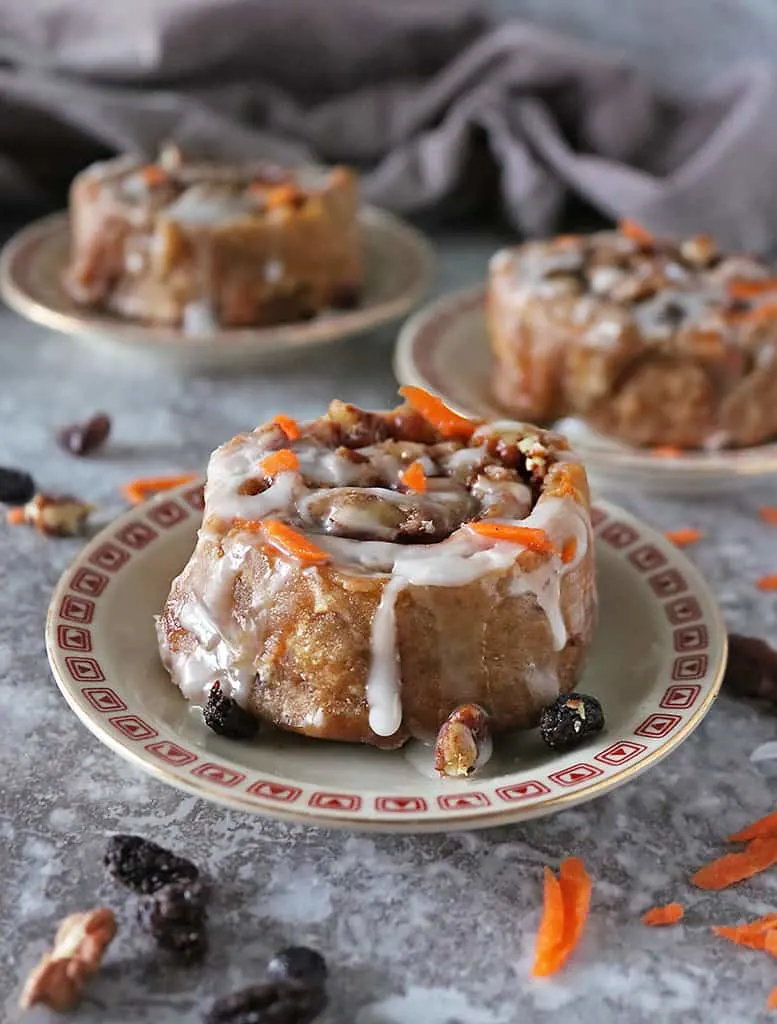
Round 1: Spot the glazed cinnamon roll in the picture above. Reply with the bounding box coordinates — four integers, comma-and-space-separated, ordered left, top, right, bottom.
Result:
157, 389, 597, 748
488, 222, 777, 449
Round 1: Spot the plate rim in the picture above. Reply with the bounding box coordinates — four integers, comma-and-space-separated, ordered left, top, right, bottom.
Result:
45, 483, 727, 833
393, 283, 777, 481
1, 207, 435, 356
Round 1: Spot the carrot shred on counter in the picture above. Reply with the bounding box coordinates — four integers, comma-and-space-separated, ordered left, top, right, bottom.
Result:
6, 506, 26, 525
757, 574, 777, 592
619, 218, 654, 244
259, 449, 299, 476
271, 414, 301, 441
651, 446, 683, 458
641, 903, 685, 927
468, 521, 557, 556
712, 915, 777, 952
532, 858, 592, 977
398, 385, 480, 441
561, 538, 577, 564
729, 810, 777, 843
758, 507, 777, 527
691, 836, 777, 890
399, 459, 427, 493
768, 987, 777, 1011
259, 519, 330, 566
665, 528, 703, 548
122, 473, 198, 505
727, 278, 777, 299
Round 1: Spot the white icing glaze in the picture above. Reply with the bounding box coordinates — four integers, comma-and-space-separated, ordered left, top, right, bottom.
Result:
164, 185, 254, 225
162, 418, 591, 739
182, 298, 219, 335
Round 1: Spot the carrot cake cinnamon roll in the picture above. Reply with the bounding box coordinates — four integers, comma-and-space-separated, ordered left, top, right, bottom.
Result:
157, 389, 597, 748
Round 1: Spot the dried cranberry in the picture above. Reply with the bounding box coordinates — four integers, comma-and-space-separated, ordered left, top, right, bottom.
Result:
57, 412, 111, 456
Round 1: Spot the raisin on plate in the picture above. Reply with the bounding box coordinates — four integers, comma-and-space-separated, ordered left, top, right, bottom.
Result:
104, 834, 199, 894
204, 978, 327, 1024
137, 878, 208, 961
539, 693, 604, 751
266, 947, 328, 989
203, 682, 260, 740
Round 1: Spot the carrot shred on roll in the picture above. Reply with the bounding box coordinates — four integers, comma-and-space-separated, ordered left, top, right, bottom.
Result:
665, 528, 703, 547
122, 473, 198, 505
260, 449, 299, 476
141, 165, 168, 186
727, 277, 777, 299
641, 903, 685, 927
561, 537, 577, 564
399, 460, 427, 493
271, 414, 301, 441
398, 385, 480, 441
532, 858, 592, 977
728, 810, 777, 843
691, 836, 777, 890
619, 218, 654, 244
468, 521, 557, 556
259, 519, 330, 566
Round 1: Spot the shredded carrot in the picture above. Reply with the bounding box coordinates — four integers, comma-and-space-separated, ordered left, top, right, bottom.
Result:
727, 300, 777, 325
399, 460, 427, 493
6, 507, 25, 525
552, 465, 580, 500
641, 903, 685, 927
398, 385, 480, 441
727, 278, 777, 299
260, 519, 330, 566
532, 859, 592, 976
561, 538, 577, 564
713, 925, 772, 952
768, 987, 777, 1011
651, 446, 683, 458
532, 867, 566, 977
729, 810, 777, 843
691, 836, 777, 890
141, 165, 168, 187
757, 574, 777, 592
271, 414, 301, 441
468, 521, 557, 556
619, 218, 654, 245
766, 931, 777, 957
758, 507, 777, 527
265, 184, 303, 208
665, 528, 703, 548
122, 473, 199, 505
260, 449, 299, 476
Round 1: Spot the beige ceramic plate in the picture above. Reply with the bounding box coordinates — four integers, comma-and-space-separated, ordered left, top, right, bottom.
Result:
393, 285, 777, 495
45, 482, 725, 832
1, 209, 434, 371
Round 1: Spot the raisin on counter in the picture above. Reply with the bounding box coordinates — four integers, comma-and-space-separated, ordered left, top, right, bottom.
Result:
104, 834, 199, 894
203, 682, 260, 740
137, 878, 208, 961
204, 978, 327, 1024
539, 693, 604, 751
266, 947, 328, 989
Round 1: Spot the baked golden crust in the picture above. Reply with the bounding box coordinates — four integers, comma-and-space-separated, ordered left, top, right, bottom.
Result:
65, 150, 363, 330
157, 399, 597, 748
488, 229, 777, 449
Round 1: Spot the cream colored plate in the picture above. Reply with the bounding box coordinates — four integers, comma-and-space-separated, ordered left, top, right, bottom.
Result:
0, 209, 434, 371
394, 285, 777, 495
46, 482, 725, 833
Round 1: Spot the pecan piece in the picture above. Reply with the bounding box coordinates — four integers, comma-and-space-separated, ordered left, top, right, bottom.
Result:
20, 907, 117, 1012
724, 634, 777, 708
57, 412, 111, 457
12, 493, 95, 536
434, 704, 492, 777
680, 234, 718, 268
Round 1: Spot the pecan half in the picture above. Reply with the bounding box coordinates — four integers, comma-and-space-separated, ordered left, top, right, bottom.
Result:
20, 907, 117, 1012
724, 634, 777, 708
434, 704, 492, 777
14, 493, 95, 536
56, 413, 111, 457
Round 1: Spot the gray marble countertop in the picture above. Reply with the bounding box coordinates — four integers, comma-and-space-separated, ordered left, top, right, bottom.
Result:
2, 227, 776, 1024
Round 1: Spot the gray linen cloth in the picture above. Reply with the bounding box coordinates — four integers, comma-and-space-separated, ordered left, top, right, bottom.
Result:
3, 0, 777, 250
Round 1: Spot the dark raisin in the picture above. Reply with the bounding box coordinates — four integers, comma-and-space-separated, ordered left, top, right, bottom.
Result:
329, 284, 360, 310
539, 693, 605, 751
724, 634, 777, 708
137, 878, 208, 961
57, 413, 112, 456
203, 682, 260, 740
104, 834, 199, 894
0, 467, 35, 506
204, 979, 326, 1024
656, 300, 686, 327
266, 947, 327, 988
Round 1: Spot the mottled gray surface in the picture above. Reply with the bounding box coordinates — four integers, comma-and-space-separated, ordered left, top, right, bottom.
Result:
1, 228, 776, 1024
